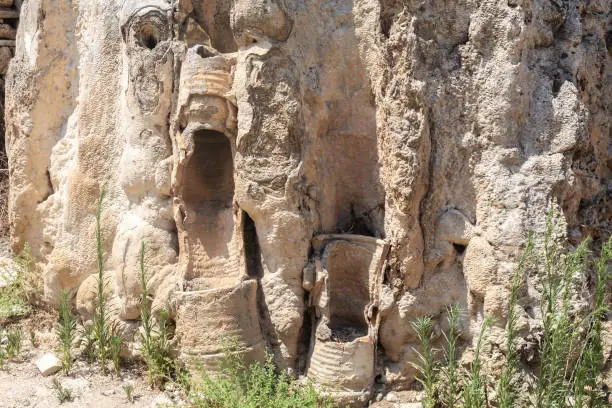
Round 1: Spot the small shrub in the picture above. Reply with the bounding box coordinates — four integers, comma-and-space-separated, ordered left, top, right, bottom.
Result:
29, 330, 39, 348
78, 323, 96, 363
572, 236, 611, 407
0, 243, 41, 321
0, 347, 6, 369
110, 336, 122, 376
6, 327, 22, 358
139, 243, 177, 388
440, 303, 461, 408
462, 316, 493, 408
92, 189, 115, 370
410, 316, 437, 408
190, 341, 332, 408
52, 378, 74, 404
123, 383, 134, 403
57, 289, 77, 374
496, 234, 534, 408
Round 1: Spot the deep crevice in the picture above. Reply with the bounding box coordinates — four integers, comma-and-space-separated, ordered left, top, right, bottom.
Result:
243, 211, 262, 279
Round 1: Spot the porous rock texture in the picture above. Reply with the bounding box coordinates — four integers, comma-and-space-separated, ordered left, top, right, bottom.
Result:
4, 0, 611, 403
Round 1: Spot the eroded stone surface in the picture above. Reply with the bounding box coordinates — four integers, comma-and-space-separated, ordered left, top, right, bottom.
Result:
4, 0, 610, 403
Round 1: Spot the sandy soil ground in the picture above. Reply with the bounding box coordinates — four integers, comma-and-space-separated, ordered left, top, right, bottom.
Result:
0, 312, 171, 408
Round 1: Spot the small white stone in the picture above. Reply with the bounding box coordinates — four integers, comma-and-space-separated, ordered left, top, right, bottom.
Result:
399, 404, 422, 408
34, 353, 62, 376
103, 389, 115, 396
386, 392, 399, 402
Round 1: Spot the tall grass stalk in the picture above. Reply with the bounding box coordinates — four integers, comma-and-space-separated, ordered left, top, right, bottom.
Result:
92, 189, 113, 370
496, 234, 534, 408
462, 316, 493, 408
410, 316, 437, 408
571, 237, 611, 408
57, 289, 76, 374
138, 242, 176, 388
441, 303, 460, 408
190, 341, 332, 408
536, 216, 590, 408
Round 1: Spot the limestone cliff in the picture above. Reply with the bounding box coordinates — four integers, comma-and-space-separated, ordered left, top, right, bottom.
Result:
4, 0, 610, 403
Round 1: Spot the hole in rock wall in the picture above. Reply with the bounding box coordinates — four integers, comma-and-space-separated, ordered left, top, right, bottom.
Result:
325, 243, 373, 341
242, 211, 262, 279
182, 129, 236, 286
453, 243, 466, 255
137, 24, 160, 50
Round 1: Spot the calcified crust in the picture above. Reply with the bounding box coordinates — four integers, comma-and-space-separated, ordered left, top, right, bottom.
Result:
4, 0, 610, 402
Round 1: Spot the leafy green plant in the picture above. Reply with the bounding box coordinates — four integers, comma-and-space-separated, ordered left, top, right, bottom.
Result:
78, 323, 97, 363
440, 303, 461, 408
496, 234, 534, 408
462, 317, 493, 408
110, 336, 122, 376
52, 378, 74, 404
123, 382, 134, 403
92, 189, 114, 370
190, 341, 332, 408
535, 216, 591, 408
29, 330, 39, 348
138, 242, 178, 388
410, 316, 437, 408
0, 243, 41, 321
572, 237, 611, 407
0, 347, 5, 369
6, 327, 22, 358
57, 289, 77, 374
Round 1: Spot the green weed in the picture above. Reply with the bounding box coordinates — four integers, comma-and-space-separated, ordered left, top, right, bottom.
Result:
52, 378, 74, 404
92, 189, 115, 371
190, 341, 332, 408
138, 242, 177, 388
410, 316, 437, 408
6, 327, 22, 358
57, 289, 77, 374
110, 336, 122, 376
123, 382, 134, 403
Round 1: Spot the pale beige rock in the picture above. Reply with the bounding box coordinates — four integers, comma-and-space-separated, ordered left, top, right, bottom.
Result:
4, 0, 610, 402
463, 236, 497, 299
34, 353, 62, 376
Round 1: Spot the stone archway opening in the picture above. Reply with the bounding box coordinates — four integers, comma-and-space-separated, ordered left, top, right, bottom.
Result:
182, 129, 237, 288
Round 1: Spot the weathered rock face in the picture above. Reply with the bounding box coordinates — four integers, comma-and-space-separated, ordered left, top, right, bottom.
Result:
4, 0, 610, 401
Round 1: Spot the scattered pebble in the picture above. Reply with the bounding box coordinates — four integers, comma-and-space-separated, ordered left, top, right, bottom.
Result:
34, 353, 61, 376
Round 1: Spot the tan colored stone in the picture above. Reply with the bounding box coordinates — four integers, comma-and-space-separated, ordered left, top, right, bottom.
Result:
4, 0, 610, 400
463, 236, 497, 299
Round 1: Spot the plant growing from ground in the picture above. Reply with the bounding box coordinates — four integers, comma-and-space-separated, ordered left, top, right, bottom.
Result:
571, 236, 611, 407
110, 336, 122, 376
190, 340, 332, 408
410, 316, 437, 408
79, 323, 96, 362
6, 327, 22, 358
535, 215, 591, 408
439, 303, 461, 408
0, 347, 5, 369
496, 234, 534, 408
29, 330, 39, 348
0, 243, 41, 321
52, 378, 74, 404
92, 189, 114, 370
439, 303, 459, 408
57, 289, 77, 374
138, 242, 177, 388
123, 383, 134, 403
462, 316, 493, 408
